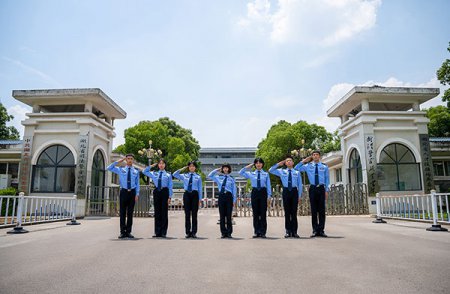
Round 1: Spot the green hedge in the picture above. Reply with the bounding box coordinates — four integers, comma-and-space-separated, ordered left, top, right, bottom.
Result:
1, 187, 18, 216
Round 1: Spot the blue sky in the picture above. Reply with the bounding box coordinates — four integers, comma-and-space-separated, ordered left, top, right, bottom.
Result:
1, 0, 449, 148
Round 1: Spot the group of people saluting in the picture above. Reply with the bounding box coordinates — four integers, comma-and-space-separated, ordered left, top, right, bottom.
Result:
107, 150, 329, 240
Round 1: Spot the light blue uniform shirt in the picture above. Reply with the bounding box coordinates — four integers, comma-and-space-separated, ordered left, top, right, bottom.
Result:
295, 161, 330, 192
207, 170, 237, 203
239, 167, 272, 198
269, 164, 303, 199
107, 162, 140, 196
142, 167, 174, 197
173, 169, 203, 200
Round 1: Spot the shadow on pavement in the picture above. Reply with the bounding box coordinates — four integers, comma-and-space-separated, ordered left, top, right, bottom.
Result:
109, 238, 143, 241
180, 237, 208, 240
149, 236, 178, 240
215, 237, 245, 240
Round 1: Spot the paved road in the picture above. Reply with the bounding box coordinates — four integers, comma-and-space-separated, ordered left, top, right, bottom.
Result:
1, 212, 449, 294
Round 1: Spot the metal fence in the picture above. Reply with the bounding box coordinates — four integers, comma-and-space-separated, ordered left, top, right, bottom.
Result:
86, 185, 155, 217
235, 183, 369, 217
1, 193, 79, 232
87, 183, 369, 217
373, 190, 449, 231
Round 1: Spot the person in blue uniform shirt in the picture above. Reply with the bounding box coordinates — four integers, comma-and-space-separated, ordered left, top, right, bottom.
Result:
173, 161, 203, 238
107, 154, 140, 239
143, 159, 173, 238
269, 156, 303, 238
295, 150, 329, 237
239, 157, 272, 238
208, 164, 237, 238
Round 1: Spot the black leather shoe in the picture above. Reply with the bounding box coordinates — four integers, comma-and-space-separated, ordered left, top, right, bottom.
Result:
227, 234, 232, 238
292, 234, 300, 238
221, 234, 227, 239
310, 232, 318, 238
118, 233, 127, 239
284, 234, 290, 238
252, 235, 259, 238
185, 234, 191, 238
260, 235, 267, 238
320, 232, 328, 238
127, 233, 135, 239
161, 235, 167, 238
191, 234, 197, 239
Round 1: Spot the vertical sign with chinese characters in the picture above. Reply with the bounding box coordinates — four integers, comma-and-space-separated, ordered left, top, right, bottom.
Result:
364, 134, 378, 195
419, 134, 434, 193
76, 135, 89, 198
18, 136, 33, 193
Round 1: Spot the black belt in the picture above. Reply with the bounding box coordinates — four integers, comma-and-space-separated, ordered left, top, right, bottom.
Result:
252, 187, 266, 191
121, 188, 135, 192
310, 184, 324, 188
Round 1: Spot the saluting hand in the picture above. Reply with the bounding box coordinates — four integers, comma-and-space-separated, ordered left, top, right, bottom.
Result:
245, 163, 253, 169
277, 160, 286, 166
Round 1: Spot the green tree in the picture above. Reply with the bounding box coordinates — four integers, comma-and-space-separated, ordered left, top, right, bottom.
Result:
0, 103, 20, 140
256, 120, 340, 183
437, 42, 450, 108
114, 117, 200, 172
425, 105, 450, 137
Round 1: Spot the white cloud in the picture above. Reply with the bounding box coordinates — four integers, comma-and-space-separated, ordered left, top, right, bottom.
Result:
7, 104, 30, 138
323, 77, 447, 113
238, 0, 381, 46
323, 82, 355, 111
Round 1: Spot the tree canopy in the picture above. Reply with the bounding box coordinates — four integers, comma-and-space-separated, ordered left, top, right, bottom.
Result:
425, 105, 450, 137
436, 42, 450, 108
256, 120, 340, 172
0, 103, 20, 140
114, 117, 200, 171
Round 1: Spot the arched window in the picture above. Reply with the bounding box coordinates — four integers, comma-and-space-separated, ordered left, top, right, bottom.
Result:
348, 149, 363, 184
378, 143, 421, 191
32, 145, 75, 193
91, 150, 105, 187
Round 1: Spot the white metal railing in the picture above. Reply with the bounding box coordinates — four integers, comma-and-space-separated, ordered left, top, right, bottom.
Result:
373, 190, 449, 231
1, 193, 80, 233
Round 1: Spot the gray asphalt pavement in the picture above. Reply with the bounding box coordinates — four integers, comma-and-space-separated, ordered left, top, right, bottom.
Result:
1, 211, 449, 294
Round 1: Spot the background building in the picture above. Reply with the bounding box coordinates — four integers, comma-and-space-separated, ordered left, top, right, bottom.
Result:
1, 86, 449, 216
199, 147, 256, 199
10, 88, 126, 214
325, 85, 450, 212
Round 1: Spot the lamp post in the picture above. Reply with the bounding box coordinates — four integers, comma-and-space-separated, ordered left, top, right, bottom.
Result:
291, 139, 313, 186
138, 140, 161, 218
138, 140, 162, 184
